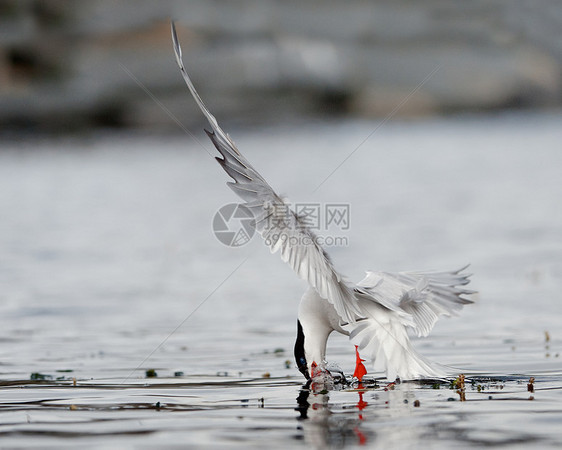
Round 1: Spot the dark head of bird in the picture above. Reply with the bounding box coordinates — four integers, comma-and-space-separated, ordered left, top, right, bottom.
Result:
294, 320, 310, 380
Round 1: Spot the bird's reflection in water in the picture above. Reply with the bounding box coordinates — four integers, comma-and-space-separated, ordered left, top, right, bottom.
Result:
295, 380, 371, 447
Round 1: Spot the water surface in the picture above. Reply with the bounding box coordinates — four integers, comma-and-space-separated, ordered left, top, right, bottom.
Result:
1, 113, 561, 447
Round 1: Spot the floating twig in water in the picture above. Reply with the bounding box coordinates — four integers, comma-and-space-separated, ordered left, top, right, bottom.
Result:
452, 374, 466, 402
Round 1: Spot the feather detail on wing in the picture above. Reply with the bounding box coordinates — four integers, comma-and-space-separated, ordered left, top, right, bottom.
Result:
171, 22, 362, 324
343, 299, 446, 380
356, 265, 475, 337
344, 266, 473, 379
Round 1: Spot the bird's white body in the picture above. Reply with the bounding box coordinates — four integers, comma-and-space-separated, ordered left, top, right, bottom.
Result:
298, 287, 348, 367
296, 267, 472, 380
171, 22, 475, 381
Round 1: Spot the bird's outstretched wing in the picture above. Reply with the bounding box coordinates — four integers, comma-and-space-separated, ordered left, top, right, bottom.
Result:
344, 266, 473, 379
343, 300, 445, 380
171, 22, 362, 324
356, 266, 475, 337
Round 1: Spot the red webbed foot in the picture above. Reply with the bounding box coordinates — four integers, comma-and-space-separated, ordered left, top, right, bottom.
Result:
353, 345, 367, 381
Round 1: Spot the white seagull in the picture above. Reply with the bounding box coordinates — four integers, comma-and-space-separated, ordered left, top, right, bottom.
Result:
171, 23, 475, 382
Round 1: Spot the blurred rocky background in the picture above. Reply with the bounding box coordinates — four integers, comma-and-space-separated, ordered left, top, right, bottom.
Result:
1, 0, 561, 132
